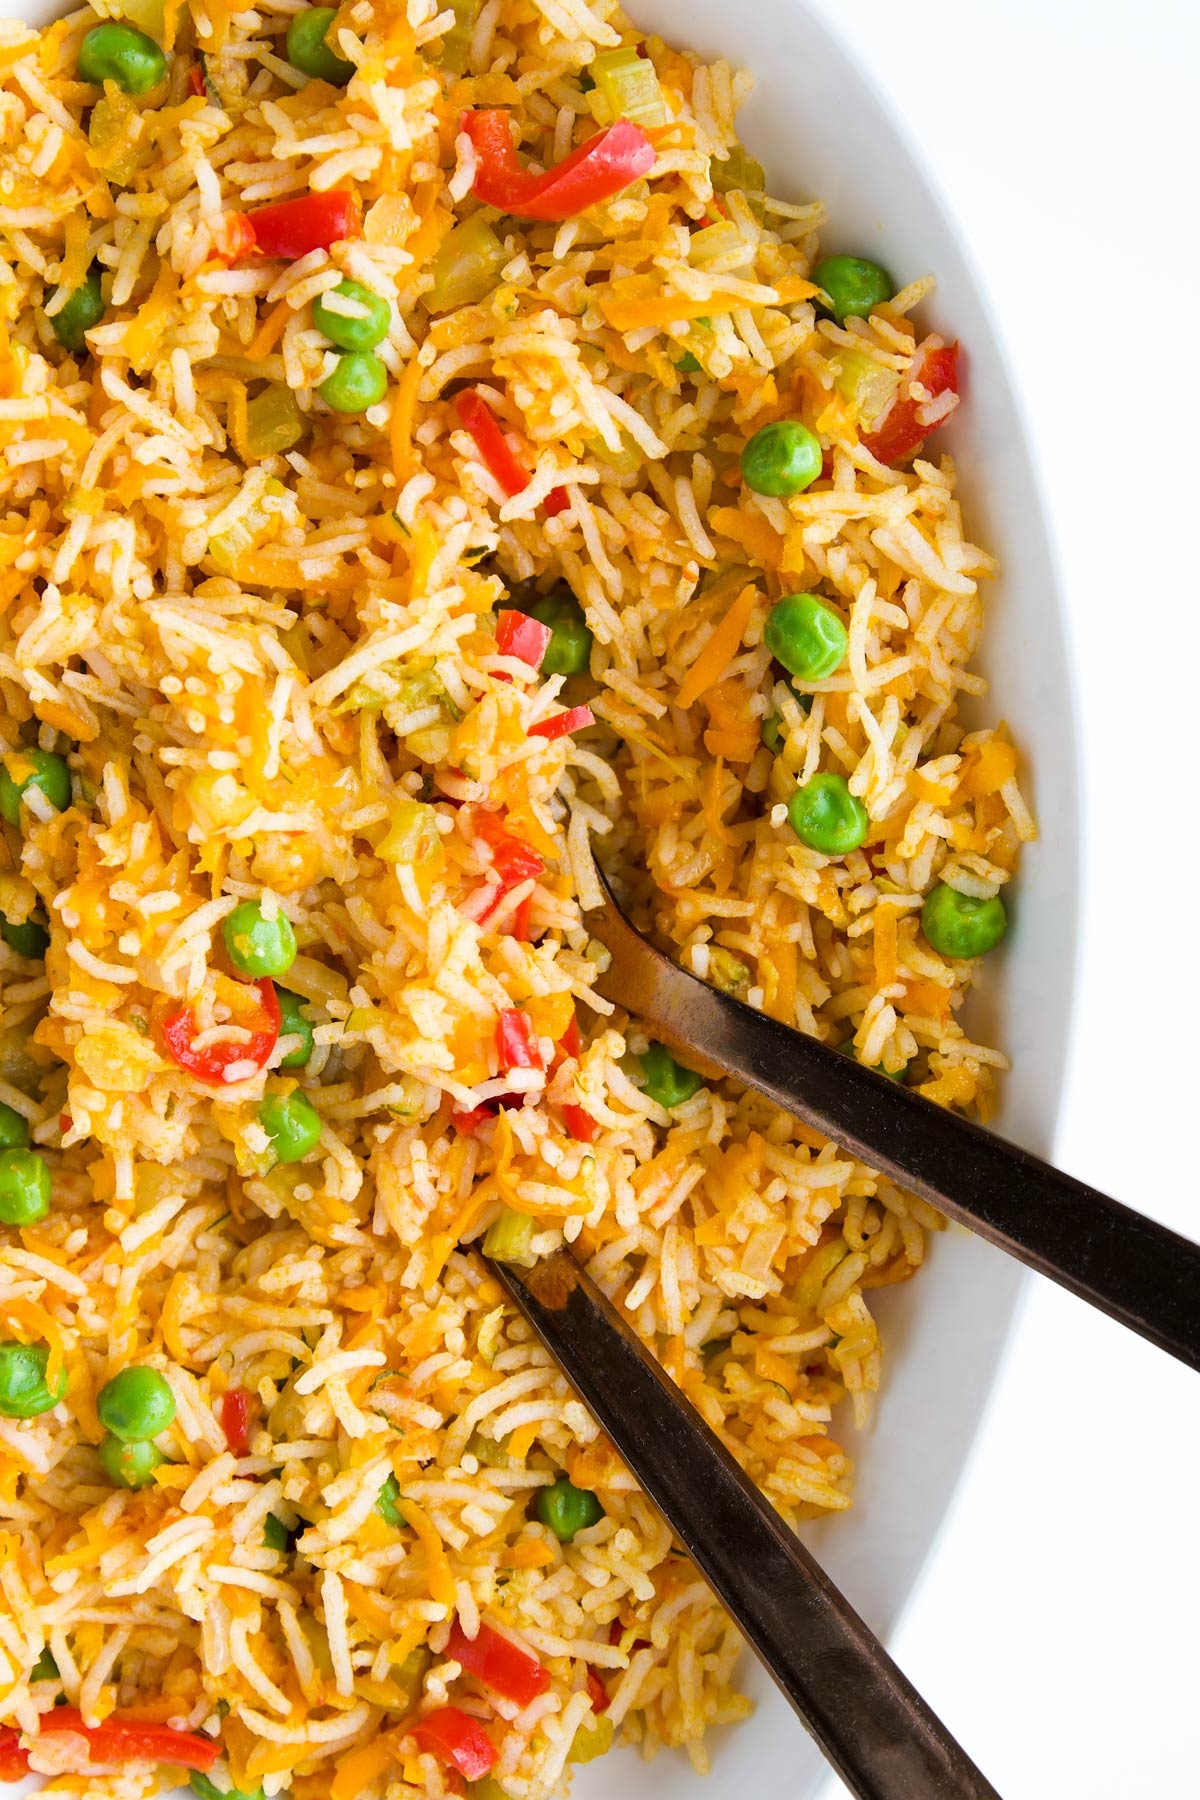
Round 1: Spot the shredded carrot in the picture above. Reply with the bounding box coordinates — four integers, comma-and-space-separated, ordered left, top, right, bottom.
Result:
500, 1538, 557, 1569
247, 297, 293, 362
159, 1270, 192, 1365
962, 738, 1017, 798
399, 1496, 455, 1606
708, 504, 784, 569
703, 725, 759, 763
754, 1343, 800, 1397
677, 584, 758, 709
906, 768, 956, 807
899, 977, 952, 1024
599, 276, 755, 333
389, 354, 423, 487
506, 1420, 539, 1462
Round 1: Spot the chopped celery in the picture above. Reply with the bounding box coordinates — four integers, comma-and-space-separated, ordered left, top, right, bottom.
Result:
207, 478, 286, 574
376, 799, 444, 871
708, 948, 749, 994
464, 1428, 511, 1467
711, 145, 765, 197
87, 88, 151, 186
244, 383, 304, 459
482, 1205, 535, 1264
568, 1716, 615, 1764
833, 347, 901, 432
439, 0, 479, 73
589, 45, 668, 129
424, 214, 507, 313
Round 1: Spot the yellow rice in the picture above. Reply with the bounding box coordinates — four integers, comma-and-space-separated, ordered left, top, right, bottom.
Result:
0, 0, 1034, 1793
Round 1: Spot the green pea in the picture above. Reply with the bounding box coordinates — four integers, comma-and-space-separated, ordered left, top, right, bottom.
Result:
786, 772, 868, 856
191, 1774, 267, 1800
0, 1101, 30, 1150
31, 1646, 59, 1681
313, 279, 390, 352
0, 748, 71, 827
258, 1090, 322, 1163
0, 914, 50, 959
375, 1472, 405, 1527
740, 420, 823, 498
535, 1475, 604, 1543
97, 1366, 176, 1440
763, 594, 847, 682
525, 590, 593, 676
276, 990, 314, 1069
78, 20, 168, 94
0, 1341, 66, 1418
100, 1432, 165, 1489
222, 899, 296, 978
49, 268, 105, 353
921, 883, 1008, 960
0, 1148, 52, 1226
640, 1043, 702, 1110
838, 1040, 907, 1083
318, 351, 389, 414
812, 254, 895, 324
285, 6, 355, 83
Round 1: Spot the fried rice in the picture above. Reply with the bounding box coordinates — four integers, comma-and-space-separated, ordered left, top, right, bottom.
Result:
0, 0, 1035, 1793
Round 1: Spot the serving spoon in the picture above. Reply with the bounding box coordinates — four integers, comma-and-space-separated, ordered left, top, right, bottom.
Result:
587, 869, 1200, 1371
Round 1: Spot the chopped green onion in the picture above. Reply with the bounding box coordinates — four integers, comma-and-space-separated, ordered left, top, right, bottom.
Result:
588, 45, 668, 128
482, 1205, 534, 1264
425, 214, 508, 313
711, 145, 765, 197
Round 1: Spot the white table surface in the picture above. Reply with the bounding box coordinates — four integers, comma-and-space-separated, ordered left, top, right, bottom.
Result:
800, 0, 1200, 1794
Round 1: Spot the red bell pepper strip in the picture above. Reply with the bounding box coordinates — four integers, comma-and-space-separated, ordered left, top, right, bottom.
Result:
496, 609, 552, 671
219, 1387, 252, 1457
187, 65, 205, 97
446, 1617, 551, 1709
451, 1103, 496, 1136
508, 892, 534, 942
497, 1008, 542, 1072
454, 389, 530, 499
529, 704, 593, 741
27, 1710, 219, 1773
861, 341, 960, 466
0, 1728, 28, 1780
411, 1707, 496, 1781
462, 111, 656, 222
558, 1016, 581, 1061
585, 1667, 610, 1715
543, 486, 570, 517
471, 812, 545, 925
162, 978, 280, 1085
561, 1103, 596, 1143
220, 191, 362, 265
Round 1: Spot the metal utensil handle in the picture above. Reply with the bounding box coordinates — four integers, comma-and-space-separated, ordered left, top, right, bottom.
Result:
593, 897, 1200, 1371
490, 1251, 1000, 1800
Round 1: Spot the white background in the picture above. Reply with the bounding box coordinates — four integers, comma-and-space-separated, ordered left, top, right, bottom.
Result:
802, 1, 1200, 1795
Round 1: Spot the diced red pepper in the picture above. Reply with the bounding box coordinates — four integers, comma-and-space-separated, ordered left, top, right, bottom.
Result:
496, 1008, 542, 1072
543, 486, 570, 517
188, 65, 205, 97
561, 1103, 596, 1143
529, 704, 593, 741
0, 1728, 29, 1781
861, 341, 960, 466
585, 1668, 610, 1715
472, 811, 545, 920
508, 892, 534, 942
213, 211, 258, 263
455, 389, 530, 499
221, 191, 362, 265
462, 111, 656, 222
452, 1104, 496, 1136
161, 978, 280, 1086
29, 1710, 218, 1773
411, 1707, 496, 1781
220, 1387, 252, 1457
558, 1016, 581, 1061
446, 1618, 551, 1710
496, 609, 552, 671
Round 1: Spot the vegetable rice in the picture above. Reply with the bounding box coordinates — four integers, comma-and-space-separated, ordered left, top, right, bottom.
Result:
0, 0, 1035, 1793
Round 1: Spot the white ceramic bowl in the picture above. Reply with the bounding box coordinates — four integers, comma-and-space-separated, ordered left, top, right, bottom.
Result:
5, 0, 1079, 1794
